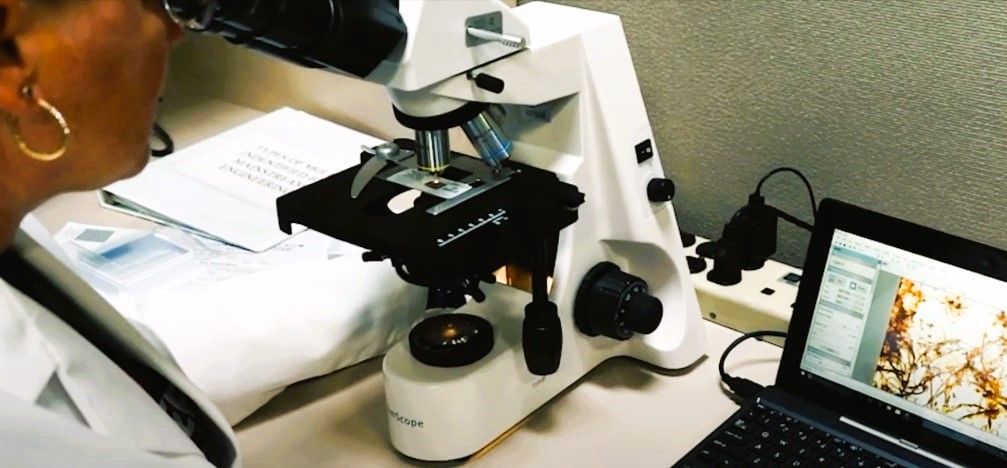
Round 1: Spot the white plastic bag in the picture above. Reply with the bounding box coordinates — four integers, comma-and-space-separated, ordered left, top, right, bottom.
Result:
136, 256, 426, 424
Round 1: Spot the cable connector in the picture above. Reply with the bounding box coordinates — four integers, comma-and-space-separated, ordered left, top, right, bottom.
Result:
700, 167, 817, 278
723, 376, 765, 400
730, 193, 779, 270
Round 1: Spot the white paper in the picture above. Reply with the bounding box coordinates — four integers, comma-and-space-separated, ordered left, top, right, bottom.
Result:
172, 133, 338, 209
103, 108, 382, 252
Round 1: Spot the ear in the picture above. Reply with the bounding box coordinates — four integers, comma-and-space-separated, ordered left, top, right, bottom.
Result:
0, 0, 32, 116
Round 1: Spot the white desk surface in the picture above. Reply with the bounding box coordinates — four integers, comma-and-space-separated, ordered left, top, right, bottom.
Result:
32, 101, 784, 468
231, 321, 780, 468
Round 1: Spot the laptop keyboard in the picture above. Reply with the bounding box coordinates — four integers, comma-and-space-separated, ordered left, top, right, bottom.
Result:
677, 402, 906, 468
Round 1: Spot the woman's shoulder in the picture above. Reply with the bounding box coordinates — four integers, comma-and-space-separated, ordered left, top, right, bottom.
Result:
0, 276, 47, 323
0, 275, 62, 407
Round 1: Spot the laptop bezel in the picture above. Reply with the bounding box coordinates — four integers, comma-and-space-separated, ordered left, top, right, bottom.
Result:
776, 198, 1007, 466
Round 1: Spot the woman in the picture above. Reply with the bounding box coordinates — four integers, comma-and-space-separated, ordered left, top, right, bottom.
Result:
0, 1, 237, 467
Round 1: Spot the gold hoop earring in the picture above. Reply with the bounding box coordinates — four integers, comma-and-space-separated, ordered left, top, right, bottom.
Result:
7, 85, 71, 162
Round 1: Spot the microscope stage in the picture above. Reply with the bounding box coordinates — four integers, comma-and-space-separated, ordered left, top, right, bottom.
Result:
277, 140, 584, 288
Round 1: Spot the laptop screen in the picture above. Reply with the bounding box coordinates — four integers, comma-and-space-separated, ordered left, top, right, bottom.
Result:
799, 229, 1007, 452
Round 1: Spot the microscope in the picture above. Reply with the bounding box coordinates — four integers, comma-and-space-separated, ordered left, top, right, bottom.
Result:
166, 0, 706, 461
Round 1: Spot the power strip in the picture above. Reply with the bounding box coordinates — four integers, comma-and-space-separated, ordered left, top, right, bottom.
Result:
683, 235, 802, 345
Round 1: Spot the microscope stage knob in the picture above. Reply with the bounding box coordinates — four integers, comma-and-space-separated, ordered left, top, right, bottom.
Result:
523, 301, 562, 376
574, 262, 664, 341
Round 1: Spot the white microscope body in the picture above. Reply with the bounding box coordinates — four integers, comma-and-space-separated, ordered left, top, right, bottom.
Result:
369, 1, 707, 461
168, 0, 705, 461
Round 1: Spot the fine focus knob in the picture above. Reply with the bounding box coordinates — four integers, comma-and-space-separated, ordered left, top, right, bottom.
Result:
624, 293, 662, 334
647, 178, 676, 202
409, 313, 494, 367
574, 262, 664, 340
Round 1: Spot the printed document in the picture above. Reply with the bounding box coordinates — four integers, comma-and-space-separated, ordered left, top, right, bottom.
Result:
102, 107, 381, 252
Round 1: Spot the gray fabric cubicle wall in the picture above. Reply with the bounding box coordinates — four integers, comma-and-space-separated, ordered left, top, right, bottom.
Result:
529, 0, 1006, 266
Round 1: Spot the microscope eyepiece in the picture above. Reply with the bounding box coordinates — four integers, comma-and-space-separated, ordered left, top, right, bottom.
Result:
163, 0, 406, 77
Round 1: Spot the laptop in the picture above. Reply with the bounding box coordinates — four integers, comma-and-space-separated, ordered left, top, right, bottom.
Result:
676, 198, 1007, 467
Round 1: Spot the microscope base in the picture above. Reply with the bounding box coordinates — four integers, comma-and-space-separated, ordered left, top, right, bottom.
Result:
384, 282, 704, 461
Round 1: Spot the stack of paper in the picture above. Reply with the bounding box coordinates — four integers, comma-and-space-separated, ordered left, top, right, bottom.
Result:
102, 107, 382, 252
86, 108, 433, 424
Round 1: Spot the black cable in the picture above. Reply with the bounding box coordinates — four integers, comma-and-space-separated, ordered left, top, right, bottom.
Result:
769, 205, 813, 232
151, 122, 174, 157
755, 167, 817, 222
719, 330, 787, 400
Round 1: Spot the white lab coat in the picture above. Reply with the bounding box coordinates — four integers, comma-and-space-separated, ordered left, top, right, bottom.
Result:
0, 224, 240, 467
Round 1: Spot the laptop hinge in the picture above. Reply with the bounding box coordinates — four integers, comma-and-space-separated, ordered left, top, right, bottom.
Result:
840, 416, 961, 468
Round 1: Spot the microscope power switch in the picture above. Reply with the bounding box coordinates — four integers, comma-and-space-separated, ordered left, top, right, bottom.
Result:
635, 139, 655, 163
574, 262, 664, 340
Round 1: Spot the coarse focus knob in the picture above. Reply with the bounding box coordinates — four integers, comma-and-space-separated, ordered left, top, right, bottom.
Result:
574, 262, 664, 340
647, 178, 676, 202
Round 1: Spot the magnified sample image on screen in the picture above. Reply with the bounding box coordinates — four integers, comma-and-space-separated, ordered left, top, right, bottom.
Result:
873, 278, 1007, 437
